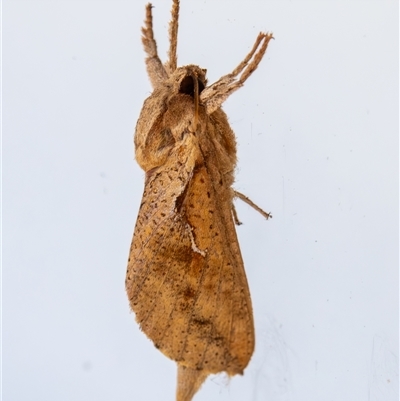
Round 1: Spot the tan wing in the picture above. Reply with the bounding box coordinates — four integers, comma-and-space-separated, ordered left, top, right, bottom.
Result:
126, 132, 254, 376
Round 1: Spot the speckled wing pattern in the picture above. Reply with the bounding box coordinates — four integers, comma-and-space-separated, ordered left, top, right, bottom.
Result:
126, 109, 254, 376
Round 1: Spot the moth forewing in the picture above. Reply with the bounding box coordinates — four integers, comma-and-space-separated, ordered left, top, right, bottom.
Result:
126, 1, 273, 400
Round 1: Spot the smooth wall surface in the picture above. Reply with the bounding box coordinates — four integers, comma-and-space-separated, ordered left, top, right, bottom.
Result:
3, 1, 399, 400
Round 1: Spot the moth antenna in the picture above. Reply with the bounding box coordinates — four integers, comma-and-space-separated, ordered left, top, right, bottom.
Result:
166, 0, 180, 74
234, 190, 272, 220
142, 3, 168, 88
176, 365, 208, 401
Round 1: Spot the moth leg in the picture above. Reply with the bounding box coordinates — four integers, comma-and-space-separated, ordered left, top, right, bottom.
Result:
232, 203, 242, 226
234, 190, 272, 220
230, 32, 269, 78
142, 3, 168, 88
200, 32, 274, 114
165, 0, 179, 75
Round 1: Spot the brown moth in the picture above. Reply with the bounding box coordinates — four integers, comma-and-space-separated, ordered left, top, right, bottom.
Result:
126, 1, 273, 400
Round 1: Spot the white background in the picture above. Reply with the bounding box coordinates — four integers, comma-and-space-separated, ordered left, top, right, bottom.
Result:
3, 1, 398, 400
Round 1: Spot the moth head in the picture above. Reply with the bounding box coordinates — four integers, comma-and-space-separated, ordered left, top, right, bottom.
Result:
174, 66, 207, 97
168, 65, 207, 126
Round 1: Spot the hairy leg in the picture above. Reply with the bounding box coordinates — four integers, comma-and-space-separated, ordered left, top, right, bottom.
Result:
142, 3, 168, 88
201, 33, 274, 113
234, 190, 272, 220
165, 0, 180, 74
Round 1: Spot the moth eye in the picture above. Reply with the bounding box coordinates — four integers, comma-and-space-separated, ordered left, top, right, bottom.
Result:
179, 76, 205, 97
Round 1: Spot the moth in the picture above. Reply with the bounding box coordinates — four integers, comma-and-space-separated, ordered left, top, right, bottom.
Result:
126, 1, 273, 400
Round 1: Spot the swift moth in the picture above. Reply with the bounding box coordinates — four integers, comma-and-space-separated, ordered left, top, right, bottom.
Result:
126, 1, 273, 400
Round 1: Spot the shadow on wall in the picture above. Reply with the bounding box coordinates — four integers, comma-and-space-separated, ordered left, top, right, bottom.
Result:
368, 334, 399, 401
250, 315, 292, 401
